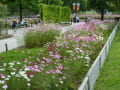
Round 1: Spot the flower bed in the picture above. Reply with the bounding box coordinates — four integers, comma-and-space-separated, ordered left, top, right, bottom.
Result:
0, 20, 115, 90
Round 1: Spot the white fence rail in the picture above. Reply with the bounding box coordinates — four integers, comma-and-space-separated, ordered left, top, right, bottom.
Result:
78, 21, 120, 90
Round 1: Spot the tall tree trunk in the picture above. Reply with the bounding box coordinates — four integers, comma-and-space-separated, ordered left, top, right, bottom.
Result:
19, 0, 22, 22
101, 9, 104, 21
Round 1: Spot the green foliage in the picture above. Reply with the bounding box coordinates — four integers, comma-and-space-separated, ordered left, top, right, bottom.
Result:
60, 7, 71, 22
42, 4, 60, 23
38, 0, 64, 6
63, 0, 88, 11
24, 29, 60, 48
0, 5, 8, 18
39, 4, 71, 23
88, 0, 107, 11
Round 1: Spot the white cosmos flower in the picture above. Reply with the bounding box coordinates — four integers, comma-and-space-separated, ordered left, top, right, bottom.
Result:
3, 63, 7, 66
80, 50, 84, 53
0, 80, 5, 84
5, 78, 9, 81
12, 68, 16, 71
27, 83, 31, 86
19, 71, 30, 81
17, 62, 21, 64
36, 58, 40, 61
7, 75, 11, 78
77, 56, 83, 59
24, 68, 30, 71
0, 69, 5, 71
9, 63, 14, 66
55, 84, 58, 87
66, 50, 73, 53
84, 56, 90, 61
60, 81, 63, 84
11, 72, 15, 75
19, 71, 26, 76
96, 36, 104, 41
15, 74, 21, 77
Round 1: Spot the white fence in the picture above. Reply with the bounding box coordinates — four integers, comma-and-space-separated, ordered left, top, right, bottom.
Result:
78, 21, 120, 90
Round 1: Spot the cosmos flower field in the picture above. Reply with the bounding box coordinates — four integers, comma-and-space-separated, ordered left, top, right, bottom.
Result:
0, 20, 115, 90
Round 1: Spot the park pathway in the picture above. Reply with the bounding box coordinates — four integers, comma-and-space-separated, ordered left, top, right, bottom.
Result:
0, 28, 25, 53
94, 26, 120, 90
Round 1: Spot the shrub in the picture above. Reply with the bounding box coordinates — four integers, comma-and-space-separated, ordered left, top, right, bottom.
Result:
24, 26, 60, 48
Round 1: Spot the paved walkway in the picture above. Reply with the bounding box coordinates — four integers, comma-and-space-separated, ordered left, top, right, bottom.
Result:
0, 28, 25, 53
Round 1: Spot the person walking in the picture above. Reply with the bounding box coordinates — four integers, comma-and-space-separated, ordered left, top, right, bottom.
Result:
30, 19, 33, 27
12, 19, 17, 33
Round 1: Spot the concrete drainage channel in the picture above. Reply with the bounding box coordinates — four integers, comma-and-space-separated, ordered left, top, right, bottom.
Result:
78, 21, 120, 90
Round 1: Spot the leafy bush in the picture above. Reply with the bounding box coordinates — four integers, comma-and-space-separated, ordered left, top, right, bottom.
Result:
39, 4, 71, 23
24, 25, 60, 48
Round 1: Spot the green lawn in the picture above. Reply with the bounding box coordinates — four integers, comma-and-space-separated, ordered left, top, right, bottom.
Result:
94, 26, 120, 90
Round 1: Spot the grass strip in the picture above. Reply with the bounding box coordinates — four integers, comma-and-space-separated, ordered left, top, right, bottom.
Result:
94, 26, 120, 90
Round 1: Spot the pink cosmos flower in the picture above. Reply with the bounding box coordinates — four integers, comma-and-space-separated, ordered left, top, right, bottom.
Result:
52, 76, 55, 79
54, 54, 61, 59
24, 59, 27, 63
50, 70, 56, 74
58, 65, 63, 70
2, 84, 8, 89
56, 70, 61, 74
30, 75, 34, 78
34, 65, 39, 69
0, 74, 5, 78
22, 51, 24, 53
43, 57, 51, 63
46, 71, 50, 74
41, 61, 45, 64
82, 43, 88, 47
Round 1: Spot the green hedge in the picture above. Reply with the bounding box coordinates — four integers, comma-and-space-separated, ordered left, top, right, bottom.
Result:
60, 7, 71, 22
39, 4, 71, 23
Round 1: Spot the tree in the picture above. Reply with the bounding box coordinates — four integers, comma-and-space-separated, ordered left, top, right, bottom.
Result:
1, 0, 23, 21
89, 0, 108, 21
1, 0, 64, 21
38, 0, 63, 5
108, 0, 120, 11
